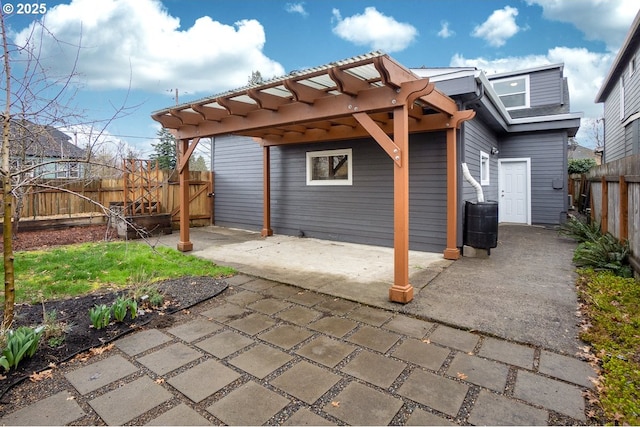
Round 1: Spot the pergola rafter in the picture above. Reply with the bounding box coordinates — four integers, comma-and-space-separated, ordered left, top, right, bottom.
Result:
152, 51, 475, 303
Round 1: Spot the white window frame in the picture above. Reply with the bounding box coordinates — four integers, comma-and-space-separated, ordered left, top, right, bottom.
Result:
306, 148, 353, 186
480, 151, 490, 186
491, 75, 530, 110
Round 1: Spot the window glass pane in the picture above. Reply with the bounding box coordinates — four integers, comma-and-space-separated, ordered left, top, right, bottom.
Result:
500, 93, 526, 109
493, 78, 526, 96
311, 155, 348, 180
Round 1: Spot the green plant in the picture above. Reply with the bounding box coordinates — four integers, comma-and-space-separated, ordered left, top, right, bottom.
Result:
560, 216, 602, 243
127, 298, 138, 319
1, 326, 44, 371
89, 304, 111, 330
41, 308, 72, 348
131, 285, 164, 309
112, 297, 129, 322
568, 158, 596, 174
573, 233, 632, 278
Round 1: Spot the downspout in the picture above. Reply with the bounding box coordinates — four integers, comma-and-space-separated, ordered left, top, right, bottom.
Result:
460, 83, 485, 203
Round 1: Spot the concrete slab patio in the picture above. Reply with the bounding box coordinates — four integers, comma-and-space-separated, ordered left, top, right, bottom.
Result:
155, 223, 582, 354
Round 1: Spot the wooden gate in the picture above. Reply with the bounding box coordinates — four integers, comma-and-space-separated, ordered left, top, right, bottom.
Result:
169, 171, 214, 226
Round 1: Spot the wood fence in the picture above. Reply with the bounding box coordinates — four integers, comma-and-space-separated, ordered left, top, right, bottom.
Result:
584, 154, 640, 273
7, 170, 214, 229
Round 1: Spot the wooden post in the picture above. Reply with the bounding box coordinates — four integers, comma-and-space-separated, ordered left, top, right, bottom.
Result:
261, 145, 273, 237
443, 127, 460, 260
177, 138, 193, 252
388, 105, 414, 303
601, 176, 608, 234
619, 175, 628, 241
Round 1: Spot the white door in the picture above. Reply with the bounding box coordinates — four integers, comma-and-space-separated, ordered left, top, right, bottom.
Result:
498, 159, 530, 224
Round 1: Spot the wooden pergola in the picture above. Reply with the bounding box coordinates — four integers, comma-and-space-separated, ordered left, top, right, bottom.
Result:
152, 52, 475, 303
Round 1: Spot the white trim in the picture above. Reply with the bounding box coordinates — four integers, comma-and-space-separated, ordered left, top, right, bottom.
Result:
498, 158, 531, 225
306, 148, 353, 186
620, 75, 626, 121
621, 110, 640, 127
480, 151, 490, 186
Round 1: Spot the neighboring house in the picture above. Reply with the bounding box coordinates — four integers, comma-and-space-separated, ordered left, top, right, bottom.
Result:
152, 51, 580, 302
8, 119, 86, 179
568, 141, 601, 165
595, 10, 640, 163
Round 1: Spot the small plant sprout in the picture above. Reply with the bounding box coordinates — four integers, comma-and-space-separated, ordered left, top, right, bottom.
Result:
1, 326, 44, 371
112, 297, 129, 322
89, 304, 111, 330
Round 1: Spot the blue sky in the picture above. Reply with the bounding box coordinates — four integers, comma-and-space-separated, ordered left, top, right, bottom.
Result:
3, 0, 639, 155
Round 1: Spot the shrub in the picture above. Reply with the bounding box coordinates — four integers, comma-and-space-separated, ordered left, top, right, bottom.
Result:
568, 158, 596, 174
560, 216, 601, 243
573, 233, 632, 278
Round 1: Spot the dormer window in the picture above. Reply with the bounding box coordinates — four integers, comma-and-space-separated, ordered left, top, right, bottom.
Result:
491, 75, 530, 110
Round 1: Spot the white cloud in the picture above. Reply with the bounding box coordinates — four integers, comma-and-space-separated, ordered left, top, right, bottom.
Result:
285, 3, 308, 17
451, 47, 614, 146
472, 6, 521, 47
526, 0, 638, 51
437, 21, 455, 39
331, 7, 418, 53
14, 0, 285, 95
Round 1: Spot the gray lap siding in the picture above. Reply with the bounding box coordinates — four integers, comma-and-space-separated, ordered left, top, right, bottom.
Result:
212, 133, 448, 252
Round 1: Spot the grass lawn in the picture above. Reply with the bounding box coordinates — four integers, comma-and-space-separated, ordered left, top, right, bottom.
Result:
577, 269, 640, 425
1, 241, 235, 304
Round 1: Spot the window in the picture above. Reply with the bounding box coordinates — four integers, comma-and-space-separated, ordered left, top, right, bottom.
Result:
480, 151, 490, 186
631, 57, 636, 75
491, 75, 530, 110
306, 149, 352, 186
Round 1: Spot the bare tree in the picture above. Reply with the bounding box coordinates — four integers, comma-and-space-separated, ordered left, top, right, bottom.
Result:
1, 12, 137, 327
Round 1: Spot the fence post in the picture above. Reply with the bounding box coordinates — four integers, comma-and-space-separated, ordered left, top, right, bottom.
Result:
619, 175, 628, 242
601, 176, 608, 233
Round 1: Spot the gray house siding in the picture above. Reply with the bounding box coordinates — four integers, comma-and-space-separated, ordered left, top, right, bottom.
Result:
213, 133, 448, 252
212, 135, 264, 231
529, 68, 563, 107
499, 131, 568, 224
462, 119, 499, 203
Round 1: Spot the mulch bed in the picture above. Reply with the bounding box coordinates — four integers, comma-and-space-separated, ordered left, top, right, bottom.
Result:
0, 225, 229, 398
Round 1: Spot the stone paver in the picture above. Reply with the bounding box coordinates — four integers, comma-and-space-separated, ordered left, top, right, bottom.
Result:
286, 290, 328, 307
145, 403, 212, 426
347, 305, 394, 326
446, 353, 509, 392
296, 335, 356, 367
0, 391, 85, 426
323, 381, 403, 425
248, 297, 292, 314
283, 408, 334, 426
309, 316, 358, 337
479, 337, 535, 369
168, 359, 240, 403
227, 312, 276, 335
137, 342, 202, 375
347, 325, 400, 352
391, 338, 450, 371
341, 350, 407, 388
65, 354, 138, 394
258, 324, 314, 349
223, 290, 264, 307
384, 315, 433, 338
206, 381, 290, 426
199, 302, 249, 323
468, 389, 548, 426
398, 369, 469, 417
263, 284, 302, 299
229, 344, 293, 379
167, 318, 222, 342
405, 408, 456, 426
115, 329, 172, 356
89, 376, 172, 425
276, 305, 322, 325
539, 350, 597, 388
429, 325, 479, 353
315, 298, 358, 315
239, 278, 278, 292
196, 330, 255, 358
514, 370, 586, 421
271, 361, 341, 404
